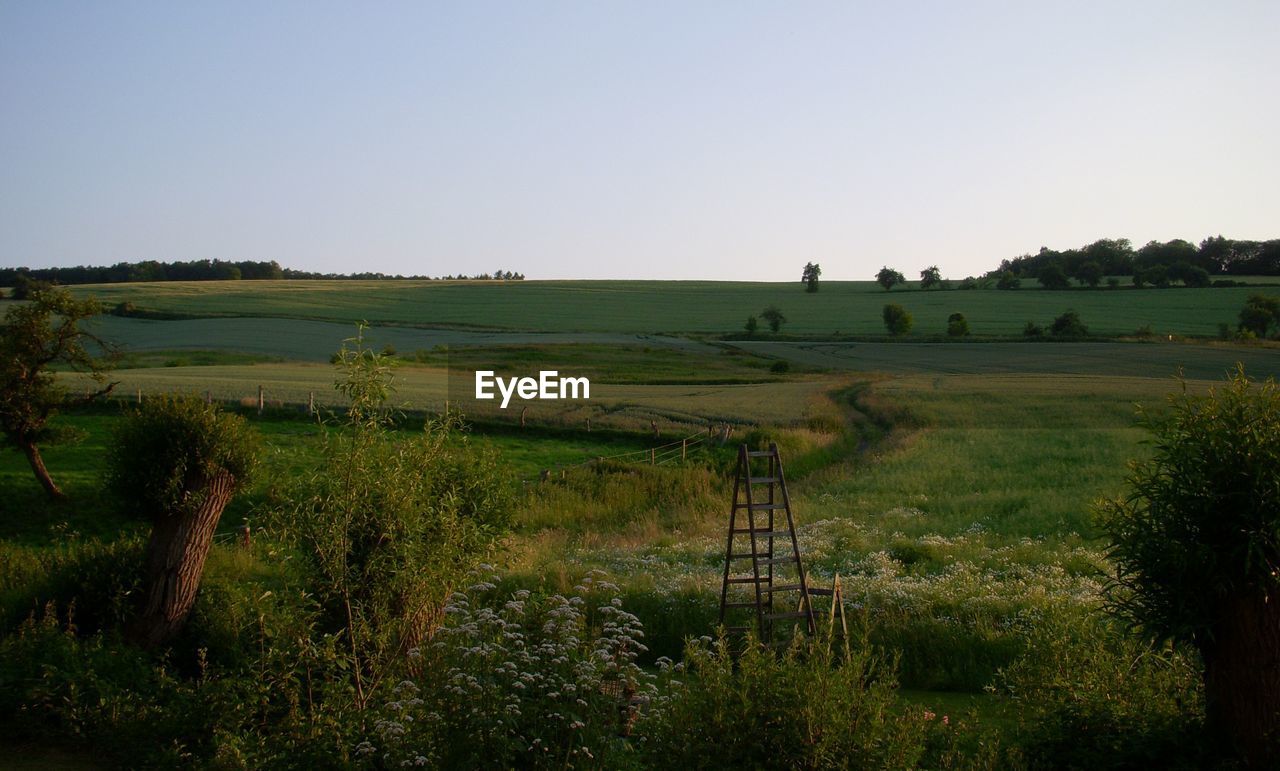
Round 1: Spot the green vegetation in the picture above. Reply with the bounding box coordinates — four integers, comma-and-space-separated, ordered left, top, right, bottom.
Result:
882, 303, 913, 336
68, 278, 1280, 337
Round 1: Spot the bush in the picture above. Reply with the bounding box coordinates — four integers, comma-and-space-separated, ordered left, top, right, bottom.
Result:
769, 359, 790, 374
996, 271, 1021, 290
882, 304, 913, 336
946, 312, 969, 337
1022, 321, 1044, 338
1238, 294, 1279, 338
363, 572, 652, 768
637, 636, 967, 769
1049, 310, 1088, 338
1098, 368, 1280, 763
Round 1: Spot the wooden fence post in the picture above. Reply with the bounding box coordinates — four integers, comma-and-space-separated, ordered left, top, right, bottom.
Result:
586, 417, 592, 432
682, 438, 687, 461
521, 406, 528, 428
308, 391, 315, 415
136, 388, 142, 405
257, 385, 264, 415
650, 447, 656, 465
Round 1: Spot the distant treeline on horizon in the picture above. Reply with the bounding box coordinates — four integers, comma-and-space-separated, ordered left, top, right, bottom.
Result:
994, 236, 1280, 280
0, 259, 525, 287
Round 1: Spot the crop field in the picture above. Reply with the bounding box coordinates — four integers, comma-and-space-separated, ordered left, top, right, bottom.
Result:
69, 278, 1279, 336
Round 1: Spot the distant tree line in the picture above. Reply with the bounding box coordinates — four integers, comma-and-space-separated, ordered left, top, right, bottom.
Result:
993, 236, 1280, 286
0, 259, 526, 288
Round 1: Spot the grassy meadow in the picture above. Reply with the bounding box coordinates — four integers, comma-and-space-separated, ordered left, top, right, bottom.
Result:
70, 277, 1279, 337
5, 278, 1279, 767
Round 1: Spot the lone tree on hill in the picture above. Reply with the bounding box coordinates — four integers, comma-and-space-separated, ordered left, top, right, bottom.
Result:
946, 312, 969, 337
0, 286, 117, 499
1099, 369, 1280, 766
801, 262, 822, 292
108, 396, 257, 648
1049, 310, 1088, 338
882, 304, 913, 336
919, 265, 942, 290
875, 267, 906, 291
744, 315, 759, 337
761, 306, 786, 333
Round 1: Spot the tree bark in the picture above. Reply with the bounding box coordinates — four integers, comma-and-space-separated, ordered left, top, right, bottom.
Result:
20, 439, 65, 500
128, 469, 236, 649
1201, 591, 1280, 766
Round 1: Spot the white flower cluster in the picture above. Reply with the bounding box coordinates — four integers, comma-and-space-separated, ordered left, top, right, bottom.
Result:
365, 569, 655, 768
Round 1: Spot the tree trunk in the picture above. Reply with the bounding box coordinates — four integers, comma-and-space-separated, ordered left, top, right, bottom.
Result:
1201, 591, 1280, 766
128, 469, 236, 649
20, 439, 65, 500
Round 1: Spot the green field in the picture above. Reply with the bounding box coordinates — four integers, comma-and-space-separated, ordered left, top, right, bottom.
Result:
69, 278, 1279, 337
5, 278, 1272, 766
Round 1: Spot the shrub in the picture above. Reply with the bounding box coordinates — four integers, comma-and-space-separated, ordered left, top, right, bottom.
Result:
946, 312, 969, 337
761, 306, 786, 333
1098, 368, 1280, 764
1022, 321, 1044, 338
1049, 310, 1088, 338
363, 571, 653, 768
744, 315, 758, 336
637, 636, 962, 769
769, 360, 790, 374
1238, 294, 1279, 338
996, 271, 1021, 290
882, 304, 913, 336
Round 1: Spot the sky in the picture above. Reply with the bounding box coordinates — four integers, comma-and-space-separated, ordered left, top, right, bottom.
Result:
1, 1, 1277, 281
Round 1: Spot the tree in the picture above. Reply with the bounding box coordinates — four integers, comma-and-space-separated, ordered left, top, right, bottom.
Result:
1074, 261, 1103, 288
1098, 369, 1280, 765
1049, 310, 1088, 337
744, 315, 759, 337
875, 267, 905, 291
919, 266, 942, 290
0, 286, 116, 499
107, 396, 257, 648
1239, 294, 1280, 338
801, 262, 821, 293
1022, 321, 1044, 338
946, 312, 969, 337
881, 304, 912, 336
996, 271, 1021, 290
1037, 263, 1071, 290
761, 306, 786, 333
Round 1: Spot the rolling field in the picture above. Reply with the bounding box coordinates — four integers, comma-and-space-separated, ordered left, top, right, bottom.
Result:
68, 278, 1279, 337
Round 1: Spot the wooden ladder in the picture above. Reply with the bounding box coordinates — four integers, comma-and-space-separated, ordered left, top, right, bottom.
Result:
718, 442, 816, 643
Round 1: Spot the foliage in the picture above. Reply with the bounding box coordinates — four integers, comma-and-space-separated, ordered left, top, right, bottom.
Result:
1037, 263, 1071, 290
920, 265, 943, 290
801, 262, 821, 292
876, 266, 906, 291
882, 303, 913, 336
364, 571, 653, 769
1238, 293, 1280, 338
1074, 260, 1103, 288
106, 396, 257, 521
996, 271, 1021, 290
761, 305, 786, 333
996, 612, 1209, 769
744, 314, 758, 336
636, 635, 969, 769
1049, 310, 1088, 338
946, 312, 969, 337
265, 327, 511, 709
1098, 367, 1280, 645
0, 286, 116, 495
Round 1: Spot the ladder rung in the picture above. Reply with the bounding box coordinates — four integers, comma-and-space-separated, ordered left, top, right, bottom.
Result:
747, 476, 779, 484
731, 529, 791, 538
760, 583, 803, 593
746, 450, 775, 457
725, 576, 767, 584
722, 602, 757, 609
734, 502, 787, 511
765, 611, 811, 620
758, 556, 797, 566
806, 587, 834, 596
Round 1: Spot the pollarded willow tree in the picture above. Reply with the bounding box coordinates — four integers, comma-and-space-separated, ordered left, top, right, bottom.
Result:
107, 396, 257, 648
1099, 367, 1280, 766
0, 285, 116, 499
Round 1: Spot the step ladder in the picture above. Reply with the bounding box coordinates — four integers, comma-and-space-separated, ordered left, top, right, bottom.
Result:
718, 442, 816, 643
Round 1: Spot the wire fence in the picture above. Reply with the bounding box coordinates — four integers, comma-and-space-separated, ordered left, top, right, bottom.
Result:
520, 426, 731, 485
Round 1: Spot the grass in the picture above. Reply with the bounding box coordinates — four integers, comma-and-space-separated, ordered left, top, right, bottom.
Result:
67, 278, 1280, 337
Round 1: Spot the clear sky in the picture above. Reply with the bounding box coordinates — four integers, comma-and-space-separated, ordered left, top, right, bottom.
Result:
2, 1, 1276, 280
